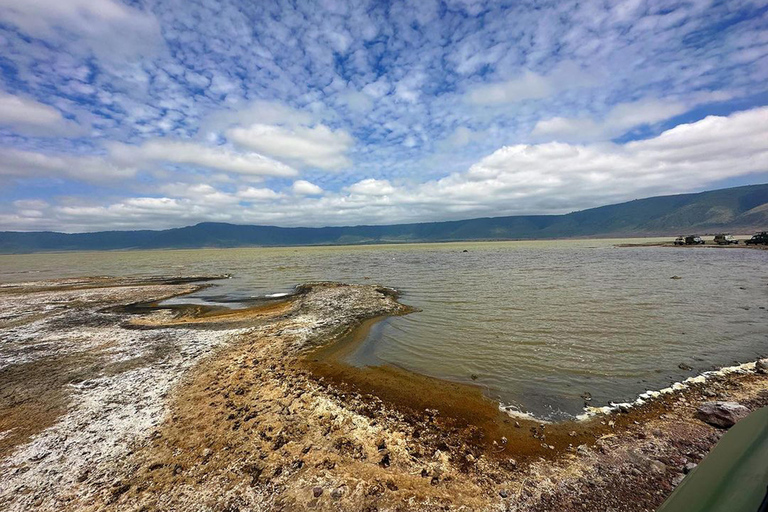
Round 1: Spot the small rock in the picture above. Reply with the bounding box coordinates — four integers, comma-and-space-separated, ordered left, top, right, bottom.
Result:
678, 363, 693, 371
514, 421, 521, 428
683, 462, 697, 474
670, 276, 682, 280
466, 454, 475, 463
312, 487, 323, 498
330, 487, 344, 499
671, 474, 686, 486
756, 359, 768, 374
569, 431, 577, 437
696, 401, 750, 428
650, 460, 667, 474
499, 489, 509, 498
577, 445, 590, 456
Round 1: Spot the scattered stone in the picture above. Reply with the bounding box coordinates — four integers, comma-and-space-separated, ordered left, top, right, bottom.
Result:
678, 363, 693, 371
650, 460, 667, 474
671, 474, 686, 486
577, 445, 590, 456
683, 462, 697, 474
499, 489, 509, 498
330, 487, 344, 499
696, 401, 750, 428
312, 487, 323, 498
756, 359, 768, 374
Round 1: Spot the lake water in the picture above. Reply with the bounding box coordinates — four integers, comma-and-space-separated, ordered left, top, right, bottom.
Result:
2, 239, 766, 420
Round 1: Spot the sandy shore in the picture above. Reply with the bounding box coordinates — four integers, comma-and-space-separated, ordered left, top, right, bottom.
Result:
0, 276, 766, 511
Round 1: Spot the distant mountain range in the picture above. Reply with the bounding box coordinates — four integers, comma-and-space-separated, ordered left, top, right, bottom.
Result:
1, 183, 767, 253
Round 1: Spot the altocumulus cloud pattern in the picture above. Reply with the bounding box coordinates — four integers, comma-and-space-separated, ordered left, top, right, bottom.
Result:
0, 0, 767, 231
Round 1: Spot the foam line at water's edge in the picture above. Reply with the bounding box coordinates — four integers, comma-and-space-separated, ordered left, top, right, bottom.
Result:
576, 360, 757, 421
497, 360, 759, 423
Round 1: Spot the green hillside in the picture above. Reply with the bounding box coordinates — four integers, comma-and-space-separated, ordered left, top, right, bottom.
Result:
1, 183, 767, 253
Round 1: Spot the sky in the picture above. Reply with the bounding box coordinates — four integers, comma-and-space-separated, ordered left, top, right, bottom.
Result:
1, 0, 768, 232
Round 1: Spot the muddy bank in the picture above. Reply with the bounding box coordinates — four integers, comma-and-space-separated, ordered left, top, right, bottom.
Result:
0, 277, 766, 511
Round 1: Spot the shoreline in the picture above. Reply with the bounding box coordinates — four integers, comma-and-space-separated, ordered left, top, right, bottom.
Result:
616, 240, 768, 250
1, 277, 766, 511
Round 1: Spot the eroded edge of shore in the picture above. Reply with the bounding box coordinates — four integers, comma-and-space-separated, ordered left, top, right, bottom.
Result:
0, 277, 766, 512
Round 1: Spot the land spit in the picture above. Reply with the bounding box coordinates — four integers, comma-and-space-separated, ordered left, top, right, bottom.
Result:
0, 276, 766, 511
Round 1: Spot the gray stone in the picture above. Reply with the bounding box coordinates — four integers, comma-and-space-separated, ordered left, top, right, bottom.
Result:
683, 462, 697, 474
696, 401, 750, 428
756, 359, 768, 374
650, 460, 667, 474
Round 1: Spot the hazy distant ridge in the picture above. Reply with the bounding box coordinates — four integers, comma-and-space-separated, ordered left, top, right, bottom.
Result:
1, 183, 767, 253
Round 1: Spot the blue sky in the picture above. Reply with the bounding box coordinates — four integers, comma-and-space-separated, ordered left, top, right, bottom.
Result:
1, 0, 767, 232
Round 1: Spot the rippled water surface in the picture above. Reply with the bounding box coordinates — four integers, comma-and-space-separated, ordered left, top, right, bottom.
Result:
2, 239, 766, 420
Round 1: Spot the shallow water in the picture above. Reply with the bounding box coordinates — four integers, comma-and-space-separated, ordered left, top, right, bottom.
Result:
1, 239, 766, 420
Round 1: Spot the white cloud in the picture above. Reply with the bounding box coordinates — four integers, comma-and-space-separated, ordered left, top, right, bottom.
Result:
532, 99, 689, 141
237, 187, 285, 201
346, 178, 396, 196
291, 180, 323, 196
13, 199, 49, 210
338, 91, 374, 113
0, 148, 135, 183
447, 107, 768, 208
227, 123, 353, 170
467, 62, 597, 105
202, 100, 315, 135
0, 0, 163, 59
11, 106, 767, 232
0, 92, 84, 136
108, 140, 298, 177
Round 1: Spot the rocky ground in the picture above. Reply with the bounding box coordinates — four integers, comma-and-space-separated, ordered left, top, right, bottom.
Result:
0, 276, 766, 511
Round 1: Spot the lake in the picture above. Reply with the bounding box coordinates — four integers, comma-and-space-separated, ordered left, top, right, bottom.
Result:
2, 238, 766, 420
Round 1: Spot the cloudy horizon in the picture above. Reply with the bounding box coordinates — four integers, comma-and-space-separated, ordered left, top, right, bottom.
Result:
1, 0, 768, 233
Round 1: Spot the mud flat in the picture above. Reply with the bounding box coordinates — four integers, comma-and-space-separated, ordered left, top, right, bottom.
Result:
0, 276, 766, 511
